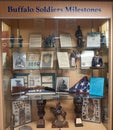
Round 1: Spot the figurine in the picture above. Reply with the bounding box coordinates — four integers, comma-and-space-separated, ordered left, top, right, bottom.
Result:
18, 35, 23, 48
44, 34, 56, 47
75, 25, 83, 48
50, 101, 68, 128
92, 50, 103, 67
10, 34, 15, 48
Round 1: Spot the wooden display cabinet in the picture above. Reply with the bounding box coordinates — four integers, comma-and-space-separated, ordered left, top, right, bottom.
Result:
0, 18, 112, 130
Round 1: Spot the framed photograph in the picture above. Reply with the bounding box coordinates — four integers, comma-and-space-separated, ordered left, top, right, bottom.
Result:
11, 78, 24, 94
29, 34, 42, 48
56, 77, 69, 92
28, 74, 41, 88
13, 52, 26, 70
41, 73, 56, 93
12, 100, 31, 127
81, 50, 94, 69
40, 51, 54, 68
86, 32, 101, 48
13, 73, 29, 88
82, 98, 101, 123
26, 53, 40, 69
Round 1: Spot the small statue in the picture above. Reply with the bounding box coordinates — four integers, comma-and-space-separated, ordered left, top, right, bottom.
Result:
73, 95, 83, 127
18, 35, 23, 48
92, 50, 103, 67
37, 100, 46, 128
44, 34, 56, 47
50, 101, 68, 128
10, 34, 15, 48
75, 25, 83, 48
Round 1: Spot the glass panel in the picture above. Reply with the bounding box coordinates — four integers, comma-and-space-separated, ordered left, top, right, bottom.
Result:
1, 18, 109, 130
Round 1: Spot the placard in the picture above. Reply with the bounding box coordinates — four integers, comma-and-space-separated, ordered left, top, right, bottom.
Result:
81, 50, 94, 69
29, 34, 42, 48
57, 52, 70, 69
60, 34, 72, 48
86, 32, 101, 48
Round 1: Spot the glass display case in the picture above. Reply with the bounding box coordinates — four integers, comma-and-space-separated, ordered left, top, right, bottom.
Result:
1, 18, 110, 130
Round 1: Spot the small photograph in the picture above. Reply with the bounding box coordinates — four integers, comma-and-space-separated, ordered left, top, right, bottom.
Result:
40, 51, 54, 68
56, 77, 69, 92
13, 52, 26, 70
11, 78, 24, 93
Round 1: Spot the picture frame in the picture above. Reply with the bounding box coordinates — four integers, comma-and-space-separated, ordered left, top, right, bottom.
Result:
82, 98, 101, 123
11, 78, 25, 94
86, 32, 101, 48
13, 73, 29, 88
40, 51, 54, 68
56, 77, 69, 92
28, 74, 41, 88
26, 53, 40, 69
41, 73, 56, 93
13, 52, 26, 70
29, 34, 42, 48
12, 99, 31, 127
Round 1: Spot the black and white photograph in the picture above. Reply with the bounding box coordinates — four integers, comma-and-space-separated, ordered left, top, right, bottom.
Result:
13, 52, 26, 70
56, 77, 69, 92
40, 51, 54, 68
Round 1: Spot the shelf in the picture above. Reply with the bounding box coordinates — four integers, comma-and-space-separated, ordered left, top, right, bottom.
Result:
10, 121, 107, 130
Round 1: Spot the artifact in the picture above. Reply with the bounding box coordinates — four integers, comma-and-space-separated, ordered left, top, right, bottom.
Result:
10, 34, 15, 48
73, 95, 83, 127
75, 25, 83, 48
37, 100, 46, 128
50, 101, 68, 128
92, 50, 103, 67
18, 35, 23, 47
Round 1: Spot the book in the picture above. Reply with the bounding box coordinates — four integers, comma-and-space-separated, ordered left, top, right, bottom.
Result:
89, 77, 105, 97
57, 52, 70, 69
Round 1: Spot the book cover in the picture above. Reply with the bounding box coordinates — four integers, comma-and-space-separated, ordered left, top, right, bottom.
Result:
89, 77, 104, 97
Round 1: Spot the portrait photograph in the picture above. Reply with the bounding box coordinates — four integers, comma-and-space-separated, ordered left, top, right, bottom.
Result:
40, 51, 54, 68
56, 77, 69, 92
13, 52, 26, 70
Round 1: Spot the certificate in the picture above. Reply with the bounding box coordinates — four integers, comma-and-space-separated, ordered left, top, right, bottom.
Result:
60, 34, 72, 48
86, 32, 101, 48
29, 34, 42, 48
57, 52, 70, 68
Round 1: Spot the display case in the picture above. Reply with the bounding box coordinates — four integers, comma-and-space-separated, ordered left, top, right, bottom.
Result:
0, 2, 113, 130
1, 18, 110, 130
